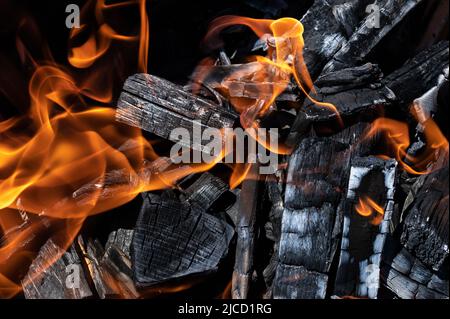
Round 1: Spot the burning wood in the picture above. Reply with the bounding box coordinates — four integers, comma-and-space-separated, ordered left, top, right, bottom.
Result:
0, 0, 448, 301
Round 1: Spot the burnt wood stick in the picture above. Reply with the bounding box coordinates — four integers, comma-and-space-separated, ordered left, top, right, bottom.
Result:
105, 229, 134, 259
22, 239, 93, 299
232, 163, 260, 299
131, 193, 234, 287
72, 157, 172, 205
116, 73, 238, 153
77, 236, 139, 299
323, 0, 425, 73
383, 41, 449, 109
333, 156, 397, 299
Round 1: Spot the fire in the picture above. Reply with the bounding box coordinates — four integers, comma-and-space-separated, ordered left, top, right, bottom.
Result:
199, 15, 341, 127
0, 0, 159, 298
194, 16, 345, 184
354, 196, 385, 226
365, 115, 448, 175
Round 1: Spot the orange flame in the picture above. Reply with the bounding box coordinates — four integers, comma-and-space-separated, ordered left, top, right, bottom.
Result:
0, 0, 202, 298
365, 114, 448, 175
195, 16, 343, 185
354, 196, 385, 226
199, 16, 341, 127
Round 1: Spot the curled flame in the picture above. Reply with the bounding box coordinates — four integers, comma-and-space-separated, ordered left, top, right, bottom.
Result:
199, 16, 341, 127
365, 115, 448, 175
195, 16, 344, 184
354, 196, 385, 226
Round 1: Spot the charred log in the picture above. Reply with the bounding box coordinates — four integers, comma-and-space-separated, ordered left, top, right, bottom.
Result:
116, 73, 238, 153
131, 193, 233, 287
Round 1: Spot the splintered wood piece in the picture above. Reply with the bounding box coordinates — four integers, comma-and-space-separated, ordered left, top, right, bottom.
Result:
78, 236, 138, 299
232, 164, 259, 299
383, 41, 449, 108
116, 73, 238, 153
381, 248, 448, 299
323, 0, 425, 72
22, 239, 92, 299
72, 157, 172, 205
105, 229, 134, 259
131, 193, 234, 287
184, 172, 229, 211
333, 156, 397, 299
400, 165, 449, 272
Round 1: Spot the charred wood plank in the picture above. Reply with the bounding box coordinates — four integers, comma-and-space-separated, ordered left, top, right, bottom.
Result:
273, 139, 349, 299
334, 156, 397, 299
116, 73, 238, 153
131, 193, 233, 287
22, 239, 92, 299
274, 123, 379, 299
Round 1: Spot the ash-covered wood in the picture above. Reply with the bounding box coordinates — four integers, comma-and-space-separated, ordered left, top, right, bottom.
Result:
22, 239, 92, 299
131, 193, 233, 287
232, 164, 259, 299
116, 73, 238, 153
333, 156, 397, 299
